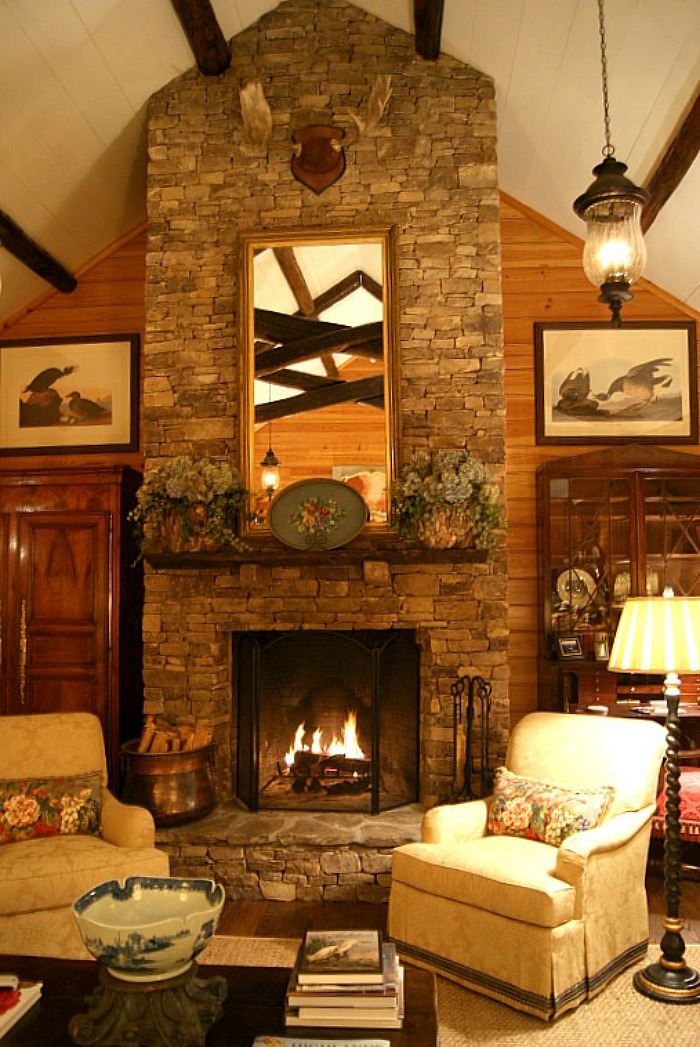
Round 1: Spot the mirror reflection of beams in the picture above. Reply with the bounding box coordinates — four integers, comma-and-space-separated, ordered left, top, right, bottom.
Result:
241, 229, 399, 529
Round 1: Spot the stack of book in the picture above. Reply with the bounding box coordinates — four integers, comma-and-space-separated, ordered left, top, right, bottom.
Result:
284, 929, 404, 1030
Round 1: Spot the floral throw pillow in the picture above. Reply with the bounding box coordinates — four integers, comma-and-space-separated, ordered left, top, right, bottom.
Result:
487, 766, 615, 847
0, 774, 101, 845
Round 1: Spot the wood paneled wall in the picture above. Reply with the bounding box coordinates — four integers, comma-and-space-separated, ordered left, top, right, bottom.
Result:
501, 192, 700, 725
0, 225, 146, 472
2, 202, 698, 728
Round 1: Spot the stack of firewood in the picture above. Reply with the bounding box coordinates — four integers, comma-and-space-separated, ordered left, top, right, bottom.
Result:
137, 715, 213, 754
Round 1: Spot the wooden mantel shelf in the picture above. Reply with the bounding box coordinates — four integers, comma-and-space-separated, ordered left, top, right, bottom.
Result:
143, 533, 489, 568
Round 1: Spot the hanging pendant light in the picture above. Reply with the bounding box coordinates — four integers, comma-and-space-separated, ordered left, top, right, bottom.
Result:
573, 0, 649, 326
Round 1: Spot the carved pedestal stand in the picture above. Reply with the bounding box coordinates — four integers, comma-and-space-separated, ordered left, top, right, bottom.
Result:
69, 962, 228, 1046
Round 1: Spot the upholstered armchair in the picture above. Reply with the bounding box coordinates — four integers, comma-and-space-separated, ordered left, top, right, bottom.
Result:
388, 711, 666, 1019
0, 712, 170, 959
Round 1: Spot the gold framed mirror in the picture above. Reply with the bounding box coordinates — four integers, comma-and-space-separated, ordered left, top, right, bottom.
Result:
239, 227, 400, 531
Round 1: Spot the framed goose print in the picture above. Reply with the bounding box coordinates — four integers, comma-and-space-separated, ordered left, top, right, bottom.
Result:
0, 334, 139, 454
534, 321, 697, 445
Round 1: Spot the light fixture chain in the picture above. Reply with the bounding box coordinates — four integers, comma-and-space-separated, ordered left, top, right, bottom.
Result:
597, 0, 614, 156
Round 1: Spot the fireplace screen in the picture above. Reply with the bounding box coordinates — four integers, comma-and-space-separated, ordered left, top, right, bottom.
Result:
235, 630, 419, 813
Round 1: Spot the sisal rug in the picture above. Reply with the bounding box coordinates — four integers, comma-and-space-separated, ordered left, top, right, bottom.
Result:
200, 938, 699, 1046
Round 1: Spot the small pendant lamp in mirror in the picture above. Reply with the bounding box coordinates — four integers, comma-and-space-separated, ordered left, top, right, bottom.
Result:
260, 447, 281, 497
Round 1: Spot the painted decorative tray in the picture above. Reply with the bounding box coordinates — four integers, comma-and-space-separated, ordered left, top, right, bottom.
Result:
268, 478, 369, 551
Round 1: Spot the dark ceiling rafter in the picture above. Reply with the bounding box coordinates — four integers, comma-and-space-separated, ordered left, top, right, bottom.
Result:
413, 0, 445, 61
256, 375, 384, 422
254, 320, 384, 378
642, 89, 700, 232
272, 246, 339, 376
0, 209, 77, 294
169, 0, 231, 76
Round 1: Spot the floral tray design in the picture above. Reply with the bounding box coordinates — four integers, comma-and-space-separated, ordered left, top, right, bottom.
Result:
269, 478, 369, 551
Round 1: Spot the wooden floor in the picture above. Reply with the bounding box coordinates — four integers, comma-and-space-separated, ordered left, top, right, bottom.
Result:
219, 871, 700, 945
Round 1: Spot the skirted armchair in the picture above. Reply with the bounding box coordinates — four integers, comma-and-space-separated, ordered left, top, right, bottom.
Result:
0, 712, 170, 959
388, 711, 666, 1019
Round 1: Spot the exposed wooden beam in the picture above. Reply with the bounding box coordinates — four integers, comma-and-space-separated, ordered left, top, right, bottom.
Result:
256, 376, 385, 422
254, 310, 341, 349
169, 0, 231, 76
642, 89, 700, 233
0, 209, 77, 293
254, 321, 384, 377
414, 0, 444, 61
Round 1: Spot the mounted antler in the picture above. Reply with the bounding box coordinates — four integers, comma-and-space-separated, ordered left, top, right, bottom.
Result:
289, 75, 392, 194
347, 74, 393, 140
239, 80, 272, 149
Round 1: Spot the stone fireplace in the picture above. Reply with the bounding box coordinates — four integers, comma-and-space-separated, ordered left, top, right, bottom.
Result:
142, 0, 509, 897
235, 629, 420, 813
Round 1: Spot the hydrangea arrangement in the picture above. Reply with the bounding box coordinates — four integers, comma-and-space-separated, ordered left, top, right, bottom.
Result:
391, 448, 505, 550
130, 456, 253, 554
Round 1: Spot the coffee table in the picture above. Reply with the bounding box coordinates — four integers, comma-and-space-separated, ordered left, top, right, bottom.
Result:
0, 955, 438, 1046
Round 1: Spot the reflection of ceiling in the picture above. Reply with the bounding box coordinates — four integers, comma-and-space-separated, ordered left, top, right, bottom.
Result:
253, 243, 384, 421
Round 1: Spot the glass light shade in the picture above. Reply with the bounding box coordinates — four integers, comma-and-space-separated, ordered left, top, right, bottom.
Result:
581, 199, 647, 289
608, 596, 700, 674
260, 448, 280, 493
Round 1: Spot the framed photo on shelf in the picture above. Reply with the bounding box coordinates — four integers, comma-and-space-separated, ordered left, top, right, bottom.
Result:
0, 334, 139, 455
534, 321, 697, 445
557, 636, 584, 660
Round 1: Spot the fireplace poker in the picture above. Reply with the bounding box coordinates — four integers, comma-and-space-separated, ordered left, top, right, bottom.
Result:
449, 673, 492, 802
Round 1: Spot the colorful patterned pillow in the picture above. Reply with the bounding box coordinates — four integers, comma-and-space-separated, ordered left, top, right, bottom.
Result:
487, 766, 615, 847
0, 774, 102, 845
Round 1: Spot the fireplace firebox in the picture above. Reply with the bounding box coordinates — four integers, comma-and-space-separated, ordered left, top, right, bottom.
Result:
234, 630, 420, 813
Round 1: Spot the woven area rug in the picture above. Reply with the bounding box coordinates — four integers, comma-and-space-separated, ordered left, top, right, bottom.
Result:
200, 938, 699, 1046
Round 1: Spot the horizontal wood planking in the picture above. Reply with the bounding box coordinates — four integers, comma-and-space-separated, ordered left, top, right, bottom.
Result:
501, 194, 699, 725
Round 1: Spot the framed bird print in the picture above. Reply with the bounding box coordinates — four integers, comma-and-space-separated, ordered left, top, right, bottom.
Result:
0, 334, 139, 454
534, 321, 697, 445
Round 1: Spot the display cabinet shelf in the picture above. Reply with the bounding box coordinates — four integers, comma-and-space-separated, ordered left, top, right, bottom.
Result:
537, 445, 700, 711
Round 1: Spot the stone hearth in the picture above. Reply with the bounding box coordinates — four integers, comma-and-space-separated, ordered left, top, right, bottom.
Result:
158, 803, 423, 902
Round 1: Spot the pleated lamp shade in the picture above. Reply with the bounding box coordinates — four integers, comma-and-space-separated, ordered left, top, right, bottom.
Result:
608, 595, 700, 675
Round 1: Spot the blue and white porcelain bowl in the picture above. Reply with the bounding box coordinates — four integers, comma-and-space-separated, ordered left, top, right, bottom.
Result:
72, 876, 225, 981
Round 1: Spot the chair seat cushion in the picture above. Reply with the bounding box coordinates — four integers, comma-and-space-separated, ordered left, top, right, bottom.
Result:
653, 768, 700, 841
391, 835, 575, 928
0, 835, 170, 916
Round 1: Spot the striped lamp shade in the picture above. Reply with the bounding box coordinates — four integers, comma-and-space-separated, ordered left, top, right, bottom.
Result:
608, 595, 700, 674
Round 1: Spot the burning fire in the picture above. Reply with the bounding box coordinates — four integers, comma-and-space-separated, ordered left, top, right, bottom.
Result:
284, 710, 365, 768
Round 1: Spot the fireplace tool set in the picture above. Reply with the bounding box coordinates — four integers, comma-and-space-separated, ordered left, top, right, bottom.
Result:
449, 673, 493, 801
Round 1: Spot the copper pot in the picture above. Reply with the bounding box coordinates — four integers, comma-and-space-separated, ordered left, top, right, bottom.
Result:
120, 740, 217, 827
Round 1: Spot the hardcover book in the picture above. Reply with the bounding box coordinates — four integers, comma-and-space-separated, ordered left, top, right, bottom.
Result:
287, 944, 400, 1008
296, 930, 384, 985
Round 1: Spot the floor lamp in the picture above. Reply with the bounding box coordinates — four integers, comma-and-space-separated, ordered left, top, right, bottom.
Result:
608, 591, 700, 1003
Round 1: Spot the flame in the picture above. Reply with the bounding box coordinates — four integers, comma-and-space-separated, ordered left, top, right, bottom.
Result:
285, 710, 366, 766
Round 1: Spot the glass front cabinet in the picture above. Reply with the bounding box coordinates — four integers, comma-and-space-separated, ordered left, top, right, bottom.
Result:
537, 445, 700, 711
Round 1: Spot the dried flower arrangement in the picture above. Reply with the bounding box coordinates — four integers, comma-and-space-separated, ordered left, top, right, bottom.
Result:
129, 455, 254, 555
391, 448, 505, 550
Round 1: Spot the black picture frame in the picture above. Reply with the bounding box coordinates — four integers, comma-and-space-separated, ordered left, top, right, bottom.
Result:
0, 334, 139, 455
534, 321, 697, 445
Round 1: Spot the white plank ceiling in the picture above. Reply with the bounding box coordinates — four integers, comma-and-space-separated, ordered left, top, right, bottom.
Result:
0, 0, 698, 322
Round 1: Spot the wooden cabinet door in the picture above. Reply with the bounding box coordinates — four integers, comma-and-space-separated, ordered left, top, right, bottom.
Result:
3, 511, 111, 730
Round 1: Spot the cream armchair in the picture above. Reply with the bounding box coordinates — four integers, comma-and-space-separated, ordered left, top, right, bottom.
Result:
0, 712, 170, 959
388, 711, 666, 1020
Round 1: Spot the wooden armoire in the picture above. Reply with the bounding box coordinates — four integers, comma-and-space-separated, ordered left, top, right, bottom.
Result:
0, 466, 143, 782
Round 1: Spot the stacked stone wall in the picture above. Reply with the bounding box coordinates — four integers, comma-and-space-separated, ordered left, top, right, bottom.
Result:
143, 0, 508, 846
